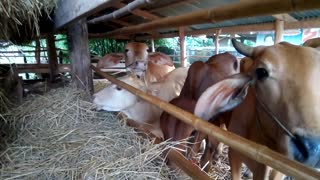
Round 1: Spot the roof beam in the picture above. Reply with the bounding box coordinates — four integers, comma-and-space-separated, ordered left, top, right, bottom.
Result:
114, 2, 160, 20
127, 18, 320, 40
54, 0, 117, 30
101, 0, 320, 38
110, 20, 133, 26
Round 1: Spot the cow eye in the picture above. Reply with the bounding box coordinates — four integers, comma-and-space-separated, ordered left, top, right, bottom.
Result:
255, 68, 269, 80
116, 86, 122, 91
125, 49, 129, 52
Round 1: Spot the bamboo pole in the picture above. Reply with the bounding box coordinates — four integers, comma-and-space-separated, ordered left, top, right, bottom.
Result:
91, 65, 320, 180
214, 29, 221, 55
179, 27, 186, 67
100, 0, 320, 37
151, 38, 155, 52
275, 19, 284, 44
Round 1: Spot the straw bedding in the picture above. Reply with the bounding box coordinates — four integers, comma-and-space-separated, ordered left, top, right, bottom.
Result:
0, 82, 252, 180
0, 85, 191, 179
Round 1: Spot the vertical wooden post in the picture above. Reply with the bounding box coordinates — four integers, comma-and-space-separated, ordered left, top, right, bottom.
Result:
67, 18, 93, 94
151, 38, 155, 52
215, 29, 221, 55
274, 19, 284, 44
179, 27, 186, 67
35, 38, 41, 64
46, 33, 58, 82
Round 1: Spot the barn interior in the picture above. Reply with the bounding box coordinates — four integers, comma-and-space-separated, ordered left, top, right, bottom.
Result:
0, 0, 320, 179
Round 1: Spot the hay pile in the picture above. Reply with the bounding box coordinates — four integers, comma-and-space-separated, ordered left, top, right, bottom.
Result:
0, 0, 57, 42
0, 86, 188, 179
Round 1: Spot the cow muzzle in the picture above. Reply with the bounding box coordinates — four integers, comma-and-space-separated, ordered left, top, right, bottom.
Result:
290, 135, 320, 168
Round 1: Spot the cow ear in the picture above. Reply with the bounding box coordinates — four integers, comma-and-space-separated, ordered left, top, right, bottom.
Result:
194, 74, 251, 121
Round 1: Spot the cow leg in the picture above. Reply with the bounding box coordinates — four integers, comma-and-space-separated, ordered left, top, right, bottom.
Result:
245, 159, 269, 180
269, 169, 285, 180
229, 149, 242, 180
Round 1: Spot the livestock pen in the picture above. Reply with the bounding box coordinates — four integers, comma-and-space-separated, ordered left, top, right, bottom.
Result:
1, 0, 320, 179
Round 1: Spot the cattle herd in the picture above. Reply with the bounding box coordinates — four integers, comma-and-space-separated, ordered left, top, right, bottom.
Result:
93, 38, 320, 179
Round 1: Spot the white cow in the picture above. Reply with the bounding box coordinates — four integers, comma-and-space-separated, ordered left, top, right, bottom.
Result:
93, 67, 188, 138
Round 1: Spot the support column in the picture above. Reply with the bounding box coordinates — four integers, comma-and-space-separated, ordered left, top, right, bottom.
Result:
35, 38, 41, 64
67, 18, 93, 94
179, 27, 186, 67
151, 38, 155, 52
215, 29, 221, 55
46, 33, 58, 82
275, 19, 284, 44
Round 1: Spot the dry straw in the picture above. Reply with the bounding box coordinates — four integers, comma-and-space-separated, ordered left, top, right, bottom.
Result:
0, 0, 57, 43
0, 85, 191, 180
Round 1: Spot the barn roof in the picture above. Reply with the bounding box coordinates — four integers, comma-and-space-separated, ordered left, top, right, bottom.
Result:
1, 0, 320, 43
82, 0, 320, 39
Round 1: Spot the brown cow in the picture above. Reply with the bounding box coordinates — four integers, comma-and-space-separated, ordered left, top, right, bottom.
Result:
96, 42, 175, 83
160, 52, 239, 170
96, 53, 124, 69
195, 39, 320, 179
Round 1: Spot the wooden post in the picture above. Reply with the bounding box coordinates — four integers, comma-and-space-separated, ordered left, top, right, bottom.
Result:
215, 29, 221, 55
35, 38, 41, 64
151, 38, 155, 52
67, 18, 93, 94
179, 27, 186, 67
46, 33, 58, 82
275, 19, 284, 44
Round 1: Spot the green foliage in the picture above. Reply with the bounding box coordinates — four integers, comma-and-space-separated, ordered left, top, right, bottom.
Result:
89, 39, 129, 56
186, 36, 213, 47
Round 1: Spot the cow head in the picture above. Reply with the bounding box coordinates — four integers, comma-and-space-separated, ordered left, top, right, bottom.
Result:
195, 39, 320, 168
93, 74, 145, 111
125, 42, 149, 76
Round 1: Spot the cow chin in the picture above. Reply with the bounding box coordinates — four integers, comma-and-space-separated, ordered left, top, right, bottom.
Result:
289, 135, 320, 168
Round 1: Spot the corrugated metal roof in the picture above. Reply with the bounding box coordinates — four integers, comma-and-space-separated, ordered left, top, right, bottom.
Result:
191, 16, 276, 30
289, 9, 320, 20
88, 0, 320, 37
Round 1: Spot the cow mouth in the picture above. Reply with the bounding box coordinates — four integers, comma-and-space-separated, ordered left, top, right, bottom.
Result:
289, 135, 320, 168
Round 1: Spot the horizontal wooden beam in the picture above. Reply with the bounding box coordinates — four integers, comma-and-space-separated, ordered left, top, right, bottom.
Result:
273, 13, 298, 22
54, 0, 117, 30
114, 2, 160, 20
101, 0, 320, 37
2, 64, 71, 74
130, 18, 320, 40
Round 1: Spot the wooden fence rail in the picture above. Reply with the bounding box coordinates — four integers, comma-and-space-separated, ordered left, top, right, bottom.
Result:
91, 65, 320, 180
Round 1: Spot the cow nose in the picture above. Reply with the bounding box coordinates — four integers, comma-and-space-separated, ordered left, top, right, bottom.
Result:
290, 134, 320, 168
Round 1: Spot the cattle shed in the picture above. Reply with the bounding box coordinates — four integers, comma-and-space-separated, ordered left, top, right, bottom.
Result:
1, 0, 320, 179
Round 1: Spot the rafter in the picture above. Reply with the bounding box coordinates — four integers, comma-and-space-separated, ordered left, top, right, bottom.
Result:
272, 13, 298, 22
114, 2, 160, 20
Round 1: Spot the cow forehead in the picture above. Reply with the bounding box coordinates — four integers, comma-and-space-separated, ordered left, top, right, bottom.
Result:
253, 43, 320, 75
125, 42, 148, 51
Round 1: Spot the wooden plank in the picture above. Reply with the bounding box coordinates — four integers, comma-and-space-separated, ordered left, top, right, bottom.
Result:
54, 0, 117, 30
102, 0, 320, 37
67, 19, 93, 94
46, 33, 58, 82
275, 19, 284, 44
179, 27, 186, 67
167, 149, 211, 180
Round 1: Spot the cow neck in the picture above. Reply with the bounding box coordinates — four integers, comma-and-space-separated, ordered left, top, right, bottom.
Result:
254, 90, 296, 141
